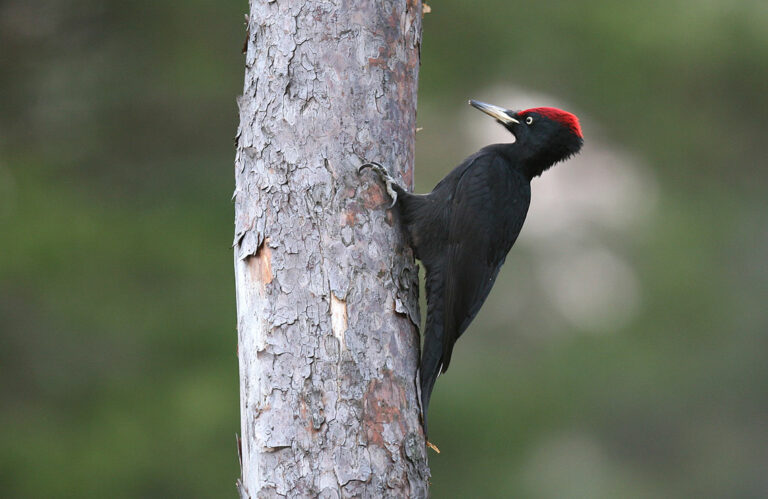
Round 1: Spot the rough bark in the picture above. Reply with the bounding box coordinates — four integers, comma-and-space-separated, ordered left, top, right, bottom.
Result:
233, 1, 427, 497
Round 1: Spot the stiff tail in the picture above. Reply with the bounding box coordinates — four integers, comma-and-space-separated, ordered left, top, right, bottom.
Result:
419, 329, 442, 437
419, 262, 446, 437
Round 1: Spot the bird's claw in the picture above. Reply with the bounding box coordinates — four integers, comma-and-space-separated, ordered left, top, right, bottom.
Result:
359, 161, 398, 208
358, 161, 387, 177
358, 161, 379, 174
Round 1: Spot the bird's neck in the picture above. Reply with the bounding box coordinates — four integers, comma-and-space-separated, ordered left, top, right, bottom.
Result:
507, 143, 557, 181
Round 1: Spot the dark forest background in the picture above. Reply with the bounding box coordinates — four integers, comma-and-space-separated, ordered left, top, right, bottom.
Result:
2, 1, 767, 497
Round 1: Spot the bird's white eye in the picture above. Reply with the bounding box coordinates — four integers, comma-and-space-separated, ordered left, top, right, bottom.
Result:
525, 116, 534, 125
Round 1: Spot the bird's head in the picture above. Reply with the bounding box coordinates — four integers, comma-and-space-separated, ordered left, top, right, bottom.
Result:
469, 100, 584, 178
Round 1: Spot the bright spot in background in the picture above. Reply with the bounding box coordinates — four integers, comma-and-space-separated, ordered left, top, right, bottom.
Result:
465, 86, 658, 333
518, 432, 652, 497
537, 245, 640, 332
521, 433, 611, 496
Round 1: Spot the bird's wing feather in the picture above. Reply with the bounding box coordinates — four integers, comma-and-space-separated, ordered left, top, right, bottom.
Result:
440, 153, 529, 371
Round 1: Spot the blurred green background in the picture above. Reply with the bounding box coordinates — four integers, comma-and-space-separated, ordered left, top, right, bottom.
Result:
2, 1, 767, 497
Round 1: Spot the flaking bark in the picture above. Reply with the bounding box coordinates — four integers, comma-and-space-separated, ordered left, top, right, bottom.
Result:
233, 1, 427, 497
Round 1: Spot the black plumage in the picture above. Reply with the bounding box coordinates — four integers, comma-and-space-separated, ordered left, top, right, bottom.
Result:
361, 100, 584, 437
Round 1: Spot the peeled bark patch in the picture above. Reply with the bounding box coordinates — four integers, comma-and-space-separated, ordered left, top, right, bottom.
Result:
330, 293, 348, 350
234, 0, 428, 497
246, 240, 273, 293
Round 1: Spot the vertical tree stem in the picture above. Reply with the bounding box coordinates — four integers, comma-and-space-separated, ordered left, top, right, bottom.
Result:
234, 1, 427, 496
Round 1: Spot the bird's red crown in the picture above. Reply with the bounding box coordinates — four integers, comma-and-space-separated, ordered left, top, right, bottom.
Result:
519, 107, 582, 138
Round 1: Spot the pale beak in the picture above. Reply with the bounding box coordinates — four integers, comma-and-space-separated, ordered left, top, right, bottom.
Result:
469, 100, 520, 125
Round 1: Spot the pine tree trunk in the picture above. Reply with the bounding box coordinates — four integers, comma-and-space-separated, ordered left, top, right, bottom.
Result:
233, 1, 427, 497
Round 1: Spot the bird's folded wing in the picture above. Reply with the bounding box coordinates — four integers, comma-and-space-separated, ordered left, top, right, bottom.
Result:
441, 154, 528, 371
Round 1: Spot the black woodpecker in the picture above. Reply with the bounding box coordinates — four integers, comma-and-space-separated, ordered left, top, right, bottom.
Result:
360, 100, 584, 437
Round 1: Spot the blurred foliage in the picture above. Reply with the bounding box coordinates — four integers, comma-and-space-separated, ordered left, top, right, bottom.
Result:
1, 0, 767, 497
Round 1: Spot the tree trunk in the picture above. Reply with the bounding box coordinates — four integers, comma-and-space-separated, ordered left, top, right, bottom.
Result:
233, 1, 427, 497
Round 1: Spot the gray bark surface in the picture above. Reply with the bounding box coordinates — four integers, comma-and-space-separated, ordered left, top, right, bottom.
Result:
233, 1, 427, 497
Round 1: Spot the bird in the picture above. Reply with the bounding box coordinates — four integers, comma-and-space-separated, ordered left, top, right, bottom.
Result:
360, 100, 584, 438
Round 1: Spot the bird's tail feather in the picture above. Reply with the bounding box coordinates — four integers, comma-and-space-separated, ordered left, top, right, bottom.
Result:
419, 263, 445, 437
419, 330, 442, 437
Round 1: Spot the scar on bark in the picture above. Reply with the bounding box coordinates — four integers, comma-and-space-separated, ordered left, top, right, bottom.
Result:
330, 293, 348, 349
246, 237, 273, 293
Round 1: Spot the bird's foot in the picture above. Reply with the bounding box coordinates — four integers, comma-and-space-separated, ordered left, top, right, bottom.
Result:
359, 161, 398, 208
